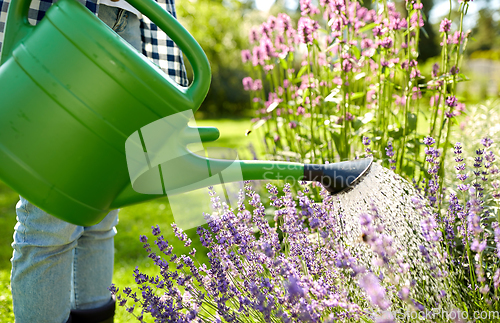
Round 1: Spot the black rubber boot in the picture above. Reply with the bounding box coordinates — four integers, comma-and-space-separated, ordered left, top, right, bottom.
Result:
70, 296, 115, 323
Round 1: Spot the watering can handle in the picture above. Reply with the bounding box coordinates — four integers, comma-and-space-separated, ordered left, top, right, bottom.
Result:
1, 0, 211, 111
125, 0, 211, 110
0, 0, 35, 64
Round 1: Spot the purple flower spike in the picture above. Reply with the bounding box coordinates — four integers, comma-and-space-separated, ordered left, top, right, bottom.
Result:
445, 96, 458, 107
481, 137, 493, 148
385, 142, 395, 157
287, 276, 304, 298
151, 225, 161, 236
359, 273, 391, 310
423, 136, 436, 146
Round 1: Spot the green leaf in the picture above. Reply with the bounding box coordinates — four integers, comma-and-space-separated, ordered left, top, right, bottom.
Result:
389, 128, 403, 140
302, 88, 310, 105
357, 22, 377, 34
350, 92, 365, 100
279, 58, 288, 70
297, 65, 308, 78
351, 46, 361, 60
352, 118, 364, 131
407, 112, 417, 132
421, 26, 429, 39
458, 73, 470, 81
331, 132, 343, 157
313, 39, 322, 51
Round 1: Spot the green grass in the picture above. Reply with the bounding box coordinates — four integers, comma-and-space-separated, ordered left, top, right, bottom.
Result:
0, 118, 259, 323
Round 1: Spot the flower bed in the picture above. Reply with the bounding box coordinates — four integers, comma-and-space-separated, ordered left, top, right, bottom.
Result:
110, 1, 500, 321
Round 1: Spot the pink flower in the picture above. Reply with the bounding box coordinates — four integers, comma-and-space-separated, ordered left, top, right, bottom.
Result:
242, 77, 253, 91
410, 69, 421, 79
260, 36, 275, 59
413, 3, 423, 10
252, 46, 265, 66
296, 106, 305, 115
298, 17, 319, 45
410, 12, 424, 28
412, 87, 422, 100
252, 79, 263, 91
439, 18, 452, 33
446, 96, 458, 107
260, 22, 272, 38
300, 0, 320, 16
379, 37, 393, 49
393, 94, 406, 107
276, 13, 292, 33
429, 94, 440, 107
241, 50, 251, 64
342, 59, 353, 73
267, 15, 277, 30
454, 102, 466, 116
249, 28, 260, 44
445, 31, 466, 45
361, 38, 374, 50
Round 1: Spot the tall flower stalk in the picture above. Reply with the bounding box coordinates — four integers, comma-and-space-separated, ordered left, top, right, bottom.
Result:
240, 0, 469, 183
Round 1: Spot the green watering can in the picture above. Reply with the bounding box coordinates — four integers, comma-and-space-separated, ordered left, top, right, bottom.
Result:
0, 0, 373, 226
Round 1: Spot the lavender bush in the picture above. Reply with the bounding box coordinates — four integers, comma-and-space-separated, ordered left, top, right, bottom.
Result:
112, 172, 467, 322
241, 0, 470, 181
412, 136, 500, 315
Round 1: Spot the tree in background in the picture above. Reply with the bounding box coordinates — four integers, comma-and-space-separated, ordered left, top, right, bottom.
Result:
418, 0, 440, 61
467, 7, 500, 53
177, 0, 256, 118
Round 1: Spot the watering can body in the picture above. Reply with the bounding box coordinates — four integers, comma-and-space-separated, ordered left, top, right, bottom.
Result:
0, 0, 212, 225
0, 0, 373, 226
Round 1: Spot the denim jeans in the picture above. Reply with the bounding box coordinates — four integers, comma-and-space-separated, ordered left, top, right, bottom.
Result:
98, 4, 142, 52
10, 5, 140, 323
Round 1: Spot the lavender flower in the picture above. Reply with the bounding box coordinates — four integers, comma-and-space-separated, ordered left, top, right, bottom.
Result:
359, 273, 391, 310
480, 137, 493, 148
385, 142, 396, 170
446, 96, 458, 107
423, 136, 436, 146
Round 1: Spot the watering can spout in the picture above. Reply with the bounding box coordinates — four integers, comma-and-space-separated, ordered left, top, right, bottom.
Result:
302, 157, 373, 194
110, 155, 373, 209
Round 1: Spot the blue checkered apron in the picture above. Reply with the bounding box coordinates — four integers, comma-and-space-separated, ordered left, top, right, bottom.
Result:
0, 0, 188, 86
